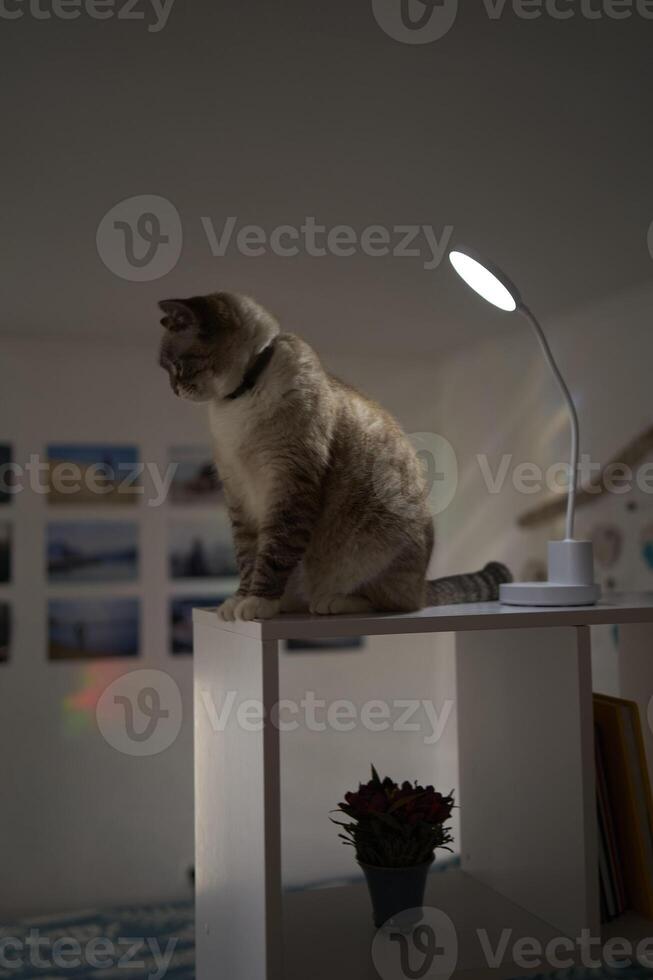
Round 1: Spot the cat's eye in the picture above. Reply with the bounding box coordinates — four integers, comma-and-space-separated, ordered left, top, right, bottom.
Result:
177, 356, 207, 378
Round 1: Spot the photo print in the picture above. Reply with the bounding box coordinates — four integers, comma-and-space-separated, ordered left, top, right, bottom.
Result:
48, 598, 140, 660
169, 445, 223, 505
47, 444, 139, 506
47, 522, 139, 583
170, 595, 228, 654
169, 512, 237, 579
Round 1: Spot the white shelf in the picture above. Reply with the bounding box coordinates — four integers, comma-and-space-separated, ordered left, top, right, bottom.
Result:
195, 592, 653, 641
284, 869, 560, 979
194, 594, 653, 980
284, 870, 653, 979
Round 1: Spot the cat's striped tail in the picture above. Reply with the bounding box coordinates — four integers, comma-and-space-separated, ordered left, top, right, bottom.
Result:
426, 561, 512, 606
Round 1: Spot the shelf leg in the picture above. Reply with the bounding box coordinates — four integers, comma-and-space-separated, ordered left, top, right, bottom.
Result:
194, 622, 282, 980
456, 625, 599, 938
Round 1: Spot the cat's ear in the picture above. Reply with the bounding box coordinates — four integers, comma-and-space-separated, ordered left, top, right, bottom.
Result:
214, 295, 232, 320
158, 299, 198, 332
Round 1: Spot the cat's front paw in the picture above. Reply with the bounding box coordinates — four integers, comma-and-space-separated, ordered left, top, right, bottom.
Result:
217, 595, 242, 622
234, 596, 281, 621
310, 594, 373, 615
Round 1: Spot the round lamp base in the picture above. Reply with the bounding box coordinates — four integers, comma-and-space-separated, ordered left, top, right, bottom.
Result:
500, 581, 601, 607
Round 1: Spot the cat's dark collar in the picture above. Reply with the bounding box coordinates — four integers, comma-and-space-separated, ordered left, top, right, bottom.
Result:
225, 339, 277, 401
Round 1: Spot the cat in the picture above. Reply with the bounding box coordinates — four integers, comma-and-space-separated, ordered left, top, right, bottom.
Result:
158, 291, 511, 621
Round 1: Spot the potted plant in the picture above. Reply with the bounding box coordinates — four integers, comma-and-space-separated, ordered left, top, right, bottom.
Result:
332, 766, 455, 928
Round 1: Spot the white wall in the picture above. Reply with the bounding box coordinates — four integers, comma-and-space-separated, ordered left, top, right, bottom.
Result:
0, 336, 455, 915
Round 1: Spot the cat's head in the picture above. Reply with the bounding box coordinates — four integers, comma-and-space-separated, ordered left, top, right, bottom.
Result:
157, 292, 280, 402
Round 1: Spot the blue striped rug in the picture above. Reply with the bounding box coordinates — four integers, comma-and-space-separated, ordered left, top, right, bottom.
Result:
1, 901, 194, 979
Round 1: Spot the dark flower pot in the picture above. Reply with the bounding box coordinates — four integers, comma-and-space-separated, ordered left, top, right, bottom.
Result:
359, 858, 434, 929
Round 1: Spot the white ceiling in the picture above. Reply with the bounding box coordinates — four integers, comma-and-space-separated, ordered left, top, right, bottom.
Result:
1, 2, 652, 355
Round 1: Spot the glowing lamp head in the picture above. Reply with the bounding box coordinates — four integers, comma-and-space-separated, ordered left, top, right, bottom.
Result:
449, 249, 521, 313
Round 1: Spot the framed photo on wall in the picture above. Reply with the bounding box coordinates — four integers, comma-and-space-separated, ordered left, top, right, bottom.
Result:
48, 598, 140, 660
169, 512, 237, 579
0, 445, 12, 505
46, 444, 140, 506
47, 522, 139, 583
168, 445, 223, 505
0, 522, 11, 584
170, 595, 228, 654
0, 603, 10, 662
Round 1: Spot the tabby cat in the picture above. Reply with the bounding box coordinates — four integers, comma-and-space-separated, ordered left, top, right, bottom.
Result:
158, 292, 511, 621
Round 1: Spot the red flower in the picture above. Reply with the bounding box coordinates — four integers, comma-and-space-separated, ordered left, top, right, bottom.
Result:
340, 772, 454, 827
333, 767, 455, 868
